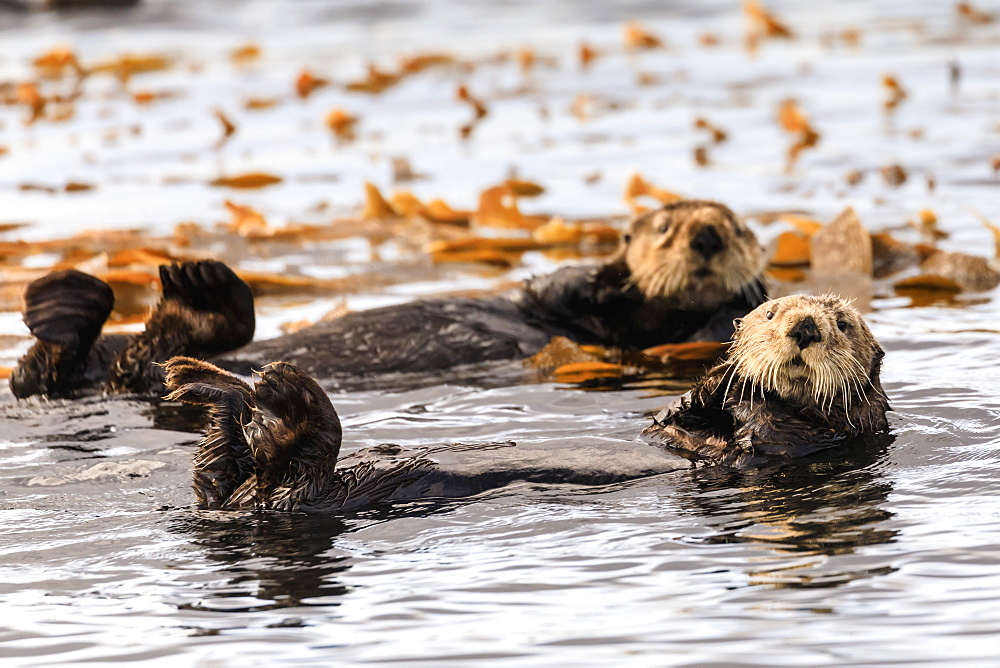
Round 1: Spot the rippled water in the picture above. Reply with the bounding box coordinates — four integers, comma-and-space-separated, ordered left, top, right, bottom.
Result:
2, 0, 1000, 665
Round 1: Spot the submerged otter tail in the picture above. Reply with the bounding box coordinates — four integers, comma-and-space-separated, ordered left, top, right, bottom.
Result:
9, 270, 114, 399
163, 356, 256, 509
108, 261, 255, 394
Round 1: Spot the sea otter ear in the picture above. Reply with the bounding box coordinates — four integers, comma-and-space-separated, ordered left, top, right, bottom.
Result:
732, 317, 744, 332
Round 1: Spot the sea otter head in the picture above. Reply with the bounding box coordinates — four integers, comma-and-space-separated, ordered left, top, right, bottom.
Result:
623, 200, 765, 309
728, 294, 884, 410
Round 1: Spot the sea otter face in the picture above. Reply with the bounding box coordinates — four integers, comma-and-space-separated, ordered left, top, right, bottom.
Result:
623, 200, 765, 309
728, 295, 883, 410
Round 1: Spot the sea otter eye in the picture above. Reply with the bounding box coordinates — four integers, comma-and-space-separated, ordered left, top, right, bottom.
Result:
837, 320, 848, 332
657, 221, 669, 234
765, 310, 774, 320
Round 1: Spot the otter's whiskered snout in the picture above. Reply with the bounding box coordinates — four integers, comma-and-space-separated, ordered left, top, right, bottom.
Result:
788, 315, 822, 350
623, 200, 766, 309
726, 294, 887, 412
640, 293, 892, 467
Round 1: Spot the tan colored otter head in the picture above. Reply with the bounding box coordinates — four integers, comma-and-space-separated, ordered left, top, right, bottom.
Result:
727, 294, 884, 411
623, 200, 765, 308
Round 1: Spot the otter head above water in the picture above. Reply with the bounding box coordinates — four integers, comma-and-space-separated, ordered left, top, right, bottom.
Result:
641, 294, 891, 467
516, 198, 768, 349
728, 294, 885, 413
623, 200, 766, 309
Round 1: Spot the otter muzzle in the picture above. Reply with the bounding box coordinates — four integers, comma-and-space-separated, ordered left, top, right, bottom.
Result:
788, 316, 822, 349
689, 225, 725, 260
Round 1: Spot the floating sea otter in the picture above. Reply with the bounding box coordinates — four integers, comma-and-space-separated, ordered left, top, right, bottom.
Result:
162, 356, 689, 511
10, 200, 766, 399
162, 294, 889, 512
640, 294, 892, 466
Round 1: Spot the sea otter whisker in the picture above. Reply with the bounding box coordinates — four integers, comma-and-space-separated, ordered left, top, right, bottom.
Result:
641, 294, 890, 466
656, 269, 673, 297
721, 364, 739, 408
842, 387, 856, 429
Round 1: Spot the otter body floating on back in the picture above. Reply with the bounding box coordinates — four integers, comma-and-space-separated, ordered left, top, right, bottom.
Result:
227, 200, 765, 381
641, 295, 892, 467
163, 357, 688, 512
10, 200, 766, 398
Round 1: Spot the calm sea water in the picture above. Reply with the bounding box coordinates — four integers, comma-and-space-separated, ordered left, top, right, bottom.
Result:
1, 0, 1000, 665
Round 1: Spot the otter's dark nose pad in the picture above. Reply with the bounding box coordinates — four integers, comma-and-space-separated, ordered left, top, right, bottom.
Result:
690, 225, 724, 260
788, 316, 822, 350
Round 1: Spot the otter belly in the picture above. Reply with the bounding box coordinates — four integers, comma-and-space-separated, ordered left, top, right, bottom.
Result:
334, 439, 691, 510
214, 297, 566, 381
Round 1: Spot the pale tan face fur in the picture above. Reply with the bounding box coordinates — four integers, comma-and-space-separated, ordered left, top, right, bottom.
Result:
624, 200, 765, 309
726, 295, 883, 411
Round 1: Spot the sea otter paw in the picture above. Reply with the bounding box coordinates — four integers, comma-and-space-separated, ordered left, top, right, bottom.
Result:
162, 356, 252, 405
247, 361, 339, 455
252, 362, 315, 421
156, 261, 256, 354
23, 269, 114, 351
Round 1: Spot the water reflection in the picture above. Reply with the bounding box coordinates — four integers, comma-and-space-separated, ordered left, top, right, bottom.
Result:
170, 513, 353, 612
168, 498, 465, 613
675, 435, 898, 587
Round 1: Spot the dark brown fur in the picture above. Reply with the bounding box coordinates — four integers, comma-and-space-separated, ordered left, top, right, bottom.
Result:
10, 261, 254, 399
10, 200, 766, 398
640, 295, 891, 466
8, 270, 122, 399
164, 357, 693, 513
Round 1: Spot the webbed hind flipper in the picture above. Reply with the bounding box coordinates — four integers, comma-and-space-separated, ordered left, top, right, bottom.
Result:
163, 356, 255, 509
9, 270, 115, 399
108, 261, 255, 394
240, 362, 344, 510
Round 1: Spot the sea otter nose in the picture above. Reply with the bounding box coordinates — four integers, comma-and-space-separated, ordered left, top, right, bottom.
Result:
690, 225, 724, 260
788, 316, 822, 350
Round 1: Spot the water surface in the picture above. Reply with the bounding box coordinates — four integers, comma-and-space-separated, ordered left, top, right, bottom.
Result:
1, 0, 1000, 665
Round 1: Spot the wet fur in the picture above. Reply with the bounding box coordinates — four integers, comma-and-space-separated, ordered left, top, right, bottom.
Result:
9, 270, 126, 399
10, 261, 254, 399
11, 200, 766, 398
164, 357, 701, 512
166, 357, 459, 512
641, 295, 891, 466
230, 199, 767, 377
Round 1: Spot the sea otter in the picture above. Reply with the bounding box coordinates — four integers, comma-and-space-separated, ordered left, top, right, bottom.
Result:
640, 294, 891, 467
162, 356, 689, 511
9, 200, 766, 398
164, 292, 890, 511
